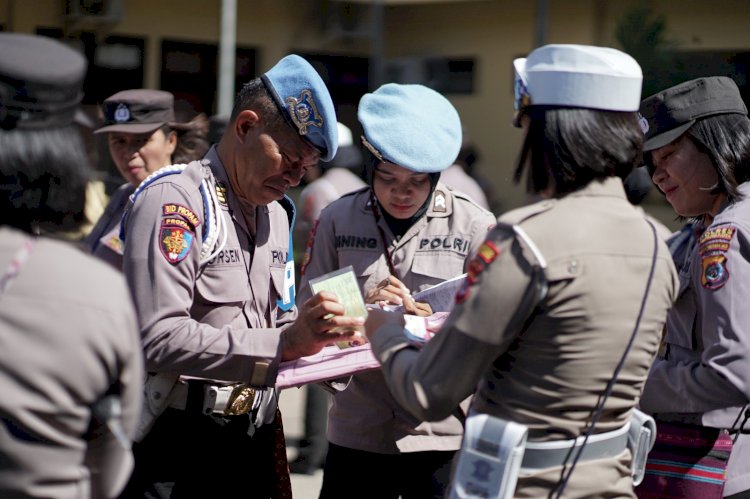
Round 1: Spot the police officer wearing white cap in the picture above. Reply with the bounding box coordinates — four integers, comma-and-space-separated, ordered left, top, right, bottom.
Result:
363, 45, 679, 498
637, 76, 750, 498
0, 33, 143, 498
298, 83, 496, 498
118, 54, 363, 497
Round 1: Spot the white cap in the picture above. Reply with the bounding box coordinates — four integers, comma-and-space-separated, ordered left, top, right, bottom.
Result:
513, 44, 643, 112
336, 122, 353, 147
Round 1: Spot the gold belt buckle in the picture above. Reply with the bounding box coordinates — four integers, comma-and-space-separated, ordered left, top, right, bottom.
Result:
224, 384, 256, 416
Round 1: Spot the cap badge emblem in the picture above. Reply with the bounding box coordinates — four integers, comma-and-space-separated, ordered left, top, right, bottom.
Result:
637, 113, 649, 135
285, 89, 323, 136
114, 103, 131, 123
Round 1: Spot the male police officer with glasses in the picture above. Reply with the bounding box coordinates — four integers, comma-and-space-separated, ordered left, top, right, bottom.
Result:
118, 55, 363, 498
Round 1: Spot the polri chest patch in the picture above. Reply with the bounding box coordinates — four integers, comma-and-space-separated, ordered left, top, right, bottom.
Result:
698, 225, 735, 290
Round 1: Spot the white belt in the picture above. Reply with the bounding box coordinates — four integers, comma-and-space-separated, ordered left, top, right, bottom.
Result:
168, 380, 261, 416
521, 423, 630, 471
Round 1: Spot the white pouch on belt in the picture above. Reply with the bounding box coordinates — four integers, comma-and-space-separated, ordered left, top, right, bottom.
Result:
448, 413, 528, 499
627, 408, 657, 486
133, 372, 181, 442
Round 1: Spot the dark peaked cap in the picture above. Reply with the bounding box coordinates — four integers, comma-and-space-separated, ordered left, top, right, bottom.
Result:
0, 33, 87, 130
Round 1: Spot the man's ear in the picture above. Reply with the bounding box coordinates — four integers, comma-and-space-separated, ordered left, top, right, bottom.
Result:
233, 109, 261, 144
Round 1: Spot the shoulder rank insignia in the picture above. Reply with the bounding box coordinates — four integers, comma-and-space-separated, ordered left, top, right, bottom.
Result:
286, 89, 323, 136
215, 181, 228, 208
698, 225, 735, 290
160, 224, 194, 264
433, 190, 447, 212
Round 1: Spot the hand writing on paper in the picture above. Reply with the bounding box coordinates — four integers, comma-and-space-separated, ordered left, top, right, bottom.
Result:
282, 291, 364, 361
365, 275, 432, 317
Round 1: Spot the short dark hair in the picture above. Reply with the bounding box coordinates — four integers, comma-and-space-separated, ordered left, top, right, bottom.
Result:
0, 126, 91, 234
515, 107, 643, 195
687, 114, 750, 203
163, 113, 210, 164
229, 78, 287, 133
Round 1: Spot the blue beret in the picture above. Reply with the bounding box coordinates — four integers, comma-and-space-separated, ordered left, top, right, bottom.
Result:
0, 33, 86, 129
262, 54, 338, 162
358, 83, 462, 173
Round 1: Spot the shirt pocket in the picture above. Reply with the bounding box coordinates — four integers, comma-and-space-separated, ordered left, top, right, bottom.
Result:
411, 251, 466, 289
195, 265, 250, 305
338, 250, 382, 293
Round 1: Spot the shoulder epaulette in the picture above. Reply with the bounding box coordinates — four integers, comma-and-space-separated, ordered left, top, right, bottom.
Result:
498, 199, 556, 226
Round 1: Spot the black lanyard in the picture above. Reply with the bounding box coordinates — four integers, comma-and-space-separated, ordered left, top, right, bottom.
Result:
369, 189, 400, 279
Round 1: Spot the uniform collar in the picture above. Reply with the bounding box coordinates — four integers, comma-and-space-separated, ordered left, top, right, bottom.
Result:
564, 176, 628, 200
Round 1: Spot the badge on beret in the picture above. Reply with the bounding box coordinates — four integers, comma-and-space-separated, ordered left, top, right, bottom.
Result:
160, 225, 194, 264
637, 113, 649, 134
286, 89, 323, 136
698, 225, 735, 290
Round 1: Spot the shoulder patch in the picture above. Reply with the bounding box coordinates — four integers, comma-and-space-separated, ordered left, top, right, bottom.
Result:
455, 239, 502, 304
699, 225, 735, 290
162, 203, 201, 228
160, 223, 195, 264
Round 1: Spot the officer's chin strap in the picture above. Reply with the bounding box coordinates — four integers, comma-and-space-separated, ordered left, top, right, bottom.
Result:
552, 220, 659, 499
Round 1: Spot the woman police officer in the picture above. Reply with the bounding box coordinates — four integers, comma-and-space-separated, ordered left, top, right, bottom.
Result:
363, 44, 679, 497
85, 89, 208, 269
638, 76, 750, 498
297, 83, 496, 498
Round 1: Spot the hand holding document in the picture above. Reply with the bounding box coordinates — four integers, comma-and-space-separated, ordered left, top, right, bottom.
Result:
383, 273, 467, 314
309, 266, 368, 349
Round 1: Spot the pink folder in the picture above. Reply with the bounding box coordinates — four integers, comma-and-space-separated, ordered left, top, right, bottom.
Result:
275, 312, 449, 390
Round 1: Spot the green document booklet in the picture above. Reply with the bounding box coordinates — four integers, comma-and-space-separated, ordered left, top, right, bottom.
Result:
308, 265, 368, 348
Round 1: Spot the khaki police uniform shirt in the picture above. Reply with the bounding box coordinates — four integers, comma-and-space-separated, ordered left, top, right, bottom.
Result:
640, 181, 750, 496
369, 177, 679, 497
122, 146, 297, 425
85, 183, 133, 270
0, 226, 143, 499
298, 183, 496, 453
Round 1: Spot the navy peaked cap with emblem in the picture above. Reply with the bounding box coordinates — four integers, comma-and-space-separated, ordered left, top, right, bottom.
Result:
639, 76, 748, 152
261, 54, 338, 161
358, 83, 462, 173
0, 33, 87, 130
95, 89, 176, 135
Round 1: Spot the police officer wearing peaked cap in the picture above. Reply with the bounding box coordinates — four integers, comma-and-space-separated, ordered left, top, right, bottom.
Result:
637, 76, 750, 498
298, 83, 496, 498
0, 33, 144, 499
364, 45, 679, 498
119, 54, 363, 498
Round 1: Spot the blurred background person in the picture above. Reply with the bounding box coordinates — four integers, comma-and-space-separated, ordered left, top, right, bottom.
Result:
85, 89, 208, 269
638, 76, 750, 498
299, 83, 496, 499
439, 131, 491, 211
0, 33, 143, 499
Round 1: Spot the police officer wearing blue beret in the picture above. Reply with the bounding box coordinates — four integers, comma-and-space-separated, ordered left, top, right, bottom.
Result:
298, 83, 496, 498
118, 54, 363, 498
0, 33, 143, 498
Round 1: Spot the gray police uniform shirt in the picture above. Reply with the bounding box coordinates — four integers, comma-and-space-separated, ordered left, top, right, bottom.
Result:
85, 183, 134, 270
640, 181, 750, 496
298, 183, 496, 453
369, 177, 679, 497
0, 226, 143, 499
121, 146, 297, 426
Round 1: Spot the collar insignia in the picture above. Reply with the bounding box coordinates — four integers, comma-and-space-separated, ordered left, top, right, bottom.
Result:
285, 89, 323, 136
